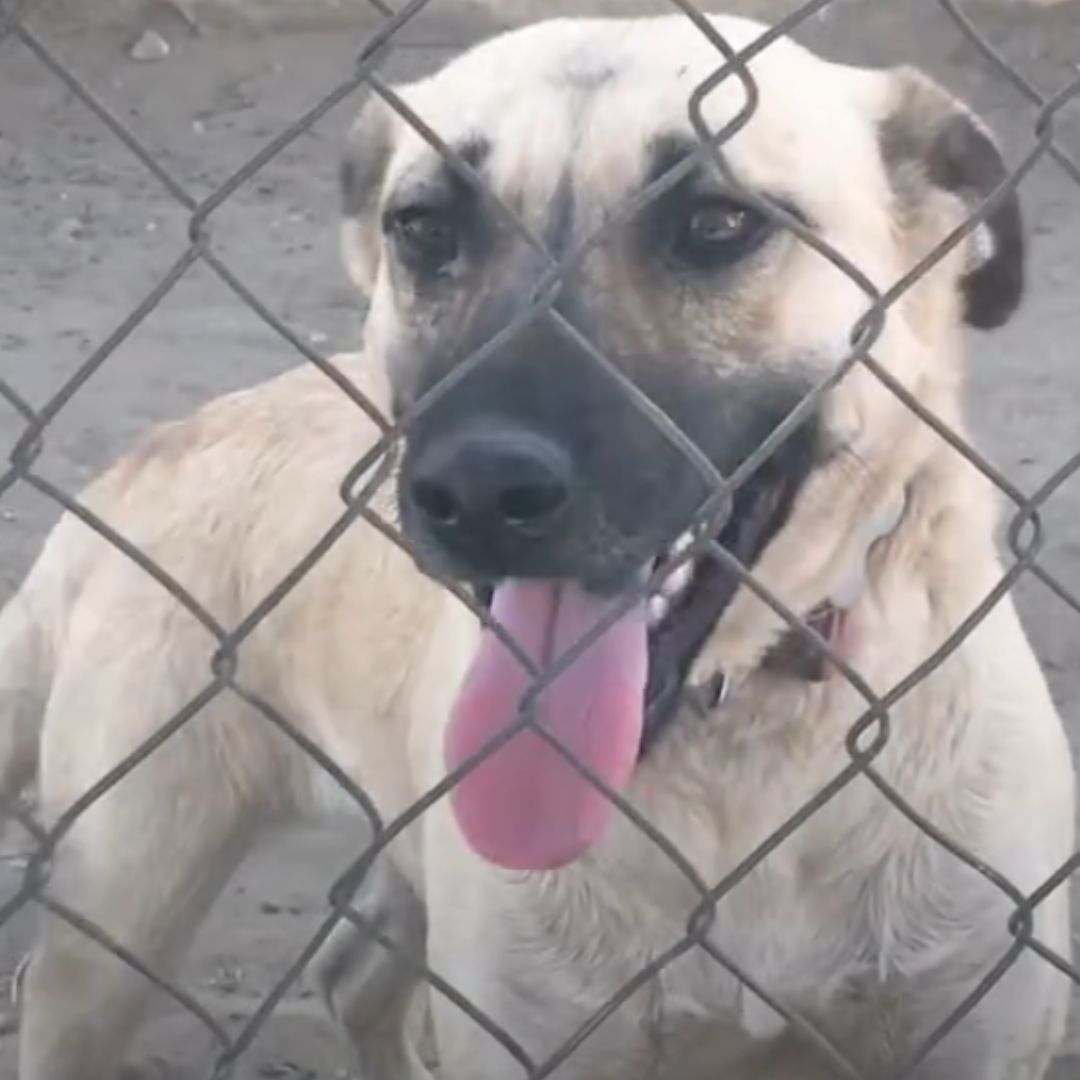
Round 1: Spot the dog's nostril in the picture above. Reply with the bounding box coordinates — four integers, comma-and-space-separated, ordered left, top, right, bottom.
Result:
413, 480, 461, 527
497, 480, 568, 528
409, 425, 575, 544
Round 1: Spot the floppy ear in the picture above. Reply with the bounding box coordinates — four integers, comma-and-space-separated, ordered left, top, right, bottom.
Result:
340, 97, 397, 297
878, 68, 1024, 330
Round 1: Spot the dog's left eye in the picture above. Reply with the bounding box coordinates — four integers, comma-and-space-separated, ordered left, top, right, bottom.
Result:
674, 198, 769, 268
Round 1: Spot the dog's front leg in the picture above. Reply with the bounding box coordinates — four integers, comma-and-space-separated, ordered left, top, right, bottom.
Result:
307, 858, 435, 1080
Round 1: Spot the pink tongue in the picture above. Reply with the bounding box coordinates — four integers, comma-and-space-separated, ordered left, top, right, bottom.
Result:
445, 580, 648, 871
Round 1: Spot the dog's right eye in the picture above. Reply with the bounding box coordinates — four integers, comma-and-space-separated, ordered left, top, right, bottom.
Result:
388, 207, 461, 275
671, 197, 770, 271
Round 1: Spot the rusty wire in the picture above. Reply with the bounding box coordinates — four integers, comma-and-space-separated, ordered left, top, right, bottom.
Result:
1, 0, 1079, 1077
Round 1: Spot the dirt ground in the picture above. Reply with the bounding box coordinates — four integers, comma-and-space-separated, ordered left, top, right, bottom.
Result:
1, 0, 1079, 1077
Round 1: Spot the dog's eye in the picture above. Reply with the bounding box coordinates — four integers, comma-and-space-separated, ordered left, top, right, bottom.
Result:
389, 207, 460, 274
674, 198, 769, 268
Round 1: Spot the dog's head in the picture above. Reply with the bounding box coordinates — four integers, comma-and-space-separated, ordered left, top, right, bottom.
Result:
341, 16, 1023, 871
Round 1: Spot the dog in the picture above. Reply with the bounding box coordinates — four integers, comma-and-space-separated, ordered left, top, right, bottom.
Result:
1, 13, 1075, 1080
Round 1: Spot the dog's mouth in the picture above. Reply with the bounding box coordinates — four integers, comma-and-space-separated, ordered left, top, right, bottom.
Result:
641, 475, 794, 748
446, 478, 797, 874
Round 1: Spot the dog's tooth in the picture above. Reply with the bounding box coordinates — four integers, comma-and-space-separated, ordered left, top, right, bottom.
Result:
671, 531, 694, 556
648, 595, 669, 626
661, 561, 693, 599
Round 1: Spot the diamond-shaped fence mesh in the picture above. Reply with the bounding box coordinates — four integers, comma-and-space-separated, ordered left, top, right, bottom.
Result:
0, 0, 1079, 1077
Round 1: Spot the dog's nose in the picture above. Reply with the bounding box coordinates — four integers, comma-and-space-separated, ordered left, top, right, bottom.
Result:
410, 426, 573, 544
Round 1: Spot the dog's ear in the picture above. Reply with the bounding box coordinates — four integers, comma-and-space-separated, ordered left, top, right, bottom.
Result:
878, 68, 1024, 330
340, 98, 397, 297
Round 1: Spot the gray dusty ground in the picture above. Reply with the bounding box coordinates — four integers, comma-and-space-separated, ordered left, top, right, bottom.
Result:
1, 1, 1079, 1077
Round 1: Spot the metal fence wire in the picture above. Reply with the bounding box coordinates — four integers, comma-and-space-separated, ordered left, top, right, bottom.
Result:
1, 0, 1079, 1076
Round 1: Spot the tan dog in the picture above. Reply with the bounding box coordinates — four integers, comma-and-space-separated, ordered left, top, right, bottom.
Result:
1, 14, 1075, 1080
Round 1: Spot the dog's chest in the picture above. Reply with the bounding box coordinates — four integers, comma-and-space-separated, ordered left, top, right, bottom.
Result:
499, 869, 864, 1080
524, 769, 999, 1073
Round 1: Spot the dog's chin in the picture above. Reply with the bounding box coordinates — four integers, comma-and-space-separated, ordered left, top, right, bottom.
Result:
470, 477, 796, 758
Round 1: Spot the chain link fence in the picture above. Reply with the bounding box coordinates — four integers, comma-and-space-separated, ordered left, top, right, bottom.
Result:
1, 0, 1079, 1076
